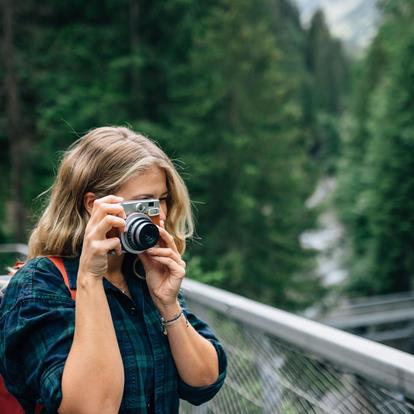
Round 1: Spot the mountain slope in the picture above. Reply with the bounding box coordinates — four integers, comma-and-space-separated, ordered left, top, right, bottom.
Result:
294, 0, 380, 52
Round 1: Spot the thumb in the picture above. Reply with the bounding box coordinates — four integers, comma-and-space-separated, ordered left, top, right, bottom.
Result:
138, 252, 151, 268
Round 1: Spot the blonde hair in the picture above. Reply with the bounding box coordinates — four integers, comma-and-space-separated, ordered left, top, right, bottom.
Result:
28, 126, 193, 258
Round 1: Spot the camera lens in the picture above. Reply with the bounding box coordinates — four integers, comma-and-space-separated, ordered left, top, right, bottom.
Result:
123, 213, 160, 253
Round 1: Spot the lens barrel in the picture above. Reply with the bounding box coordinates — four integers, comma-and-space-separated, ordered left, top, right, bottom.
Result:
121, 213, 160, 253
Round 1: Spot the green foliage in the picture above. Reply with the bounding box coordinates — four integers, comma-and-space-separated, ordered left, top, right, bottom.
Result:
336, 1, 414, 295
1, 0, 347, 310
305, 10, 349, 173
307, 11, 348, 115
165, 0, 323, 310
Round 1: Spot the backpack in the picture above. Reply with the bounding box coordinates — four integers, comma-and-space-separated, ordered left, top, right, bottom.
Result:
0, 256, 76, 414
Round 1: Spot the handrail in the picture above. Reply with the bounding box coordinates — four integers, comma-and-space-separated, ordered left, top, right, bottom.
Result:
3, 244, 414, 400
0, 243, 29, 256
321, 308, 414, 329
347, 290, 414, 306
182, 278, 414, 400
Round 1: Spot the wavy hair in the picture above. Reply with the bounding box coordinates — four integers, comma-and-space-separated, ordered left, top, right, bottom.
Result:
28, 126, 193, 258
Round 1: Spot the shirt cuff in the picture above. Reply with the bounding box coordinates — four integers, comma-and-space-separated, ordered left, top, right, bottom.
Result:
178, 340, 227, 406
39, 362, 65, 412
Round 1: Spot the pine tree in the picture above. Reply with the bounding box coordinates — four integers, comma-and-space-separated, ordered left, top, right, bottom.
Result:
169, 0, 321, 309
336, 0, 414, 295
306, 10, 349, 173
0, 0, 341, 310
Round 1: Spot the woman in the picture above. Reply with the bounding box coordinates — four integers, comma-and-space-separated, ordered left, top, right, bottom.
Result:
0, 127, 227, 413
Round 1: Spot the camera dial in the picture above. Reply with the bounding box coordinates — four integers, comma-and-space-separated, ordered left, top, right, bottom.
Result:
135, 202, 145, 212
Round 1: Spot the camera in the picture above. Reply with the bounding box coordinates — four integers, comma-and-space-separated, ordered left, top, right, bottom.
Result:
119, 199, 160, 254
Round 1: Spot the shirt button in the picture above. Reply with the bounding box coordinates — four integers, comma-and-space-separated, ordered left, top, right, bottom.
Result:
129, 307, 137, 316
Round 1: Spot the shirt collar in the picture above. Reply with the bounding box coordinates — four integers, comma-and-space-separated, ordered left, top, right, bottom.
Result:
62, 254, 146, 295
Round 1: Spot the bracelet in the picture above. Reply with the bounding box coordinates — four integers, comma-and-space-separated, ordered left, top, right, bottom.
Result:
160, 309, 189, 335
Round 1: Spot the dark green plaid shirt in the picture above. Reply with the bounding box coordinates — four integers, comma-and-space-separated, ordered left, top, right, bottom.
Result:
0, 255, 227, 413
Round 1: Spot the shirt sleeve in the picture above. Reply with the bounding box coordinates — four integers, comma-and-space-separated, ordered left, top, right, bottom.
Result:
176, 290, 227, 406
0, 258, 75, 412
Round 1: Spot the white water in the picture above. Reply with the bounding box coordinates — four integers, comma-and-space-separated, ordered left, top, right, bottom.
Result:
300, 177, 348, 287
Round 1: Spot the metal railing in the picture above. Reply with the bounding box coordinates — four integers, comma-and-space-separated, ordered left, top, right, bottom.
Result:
180, 279, 414, 413
2, 245, 414, 412
315, 292, 414, 354
318, 291, 414, 329
0, 243, 28, 256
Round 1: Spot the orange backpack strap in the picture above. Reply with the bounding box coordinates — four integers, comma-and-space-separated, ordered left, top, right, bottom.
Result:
48, 256, 76, 300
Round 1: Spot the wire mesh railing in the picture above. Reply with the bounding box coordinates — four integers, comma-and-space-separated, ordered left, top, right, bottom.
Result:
2, 245, 414, 413
180, 279, 414, 414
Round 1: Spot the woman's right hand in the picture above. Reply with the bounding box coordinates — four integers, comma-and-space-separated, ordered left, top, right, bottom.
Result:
78, 195, 126, 279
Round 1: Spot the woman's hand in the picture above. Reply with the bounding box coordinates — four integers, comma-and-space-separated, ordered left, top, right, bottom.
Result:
139, 221, 186, 309
79, 195, 126, 279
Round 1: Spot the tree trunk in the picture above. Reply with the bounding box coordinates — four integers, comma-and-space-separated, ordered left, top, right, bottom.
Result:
129, 0, 140, 104
2, 0, 26, 242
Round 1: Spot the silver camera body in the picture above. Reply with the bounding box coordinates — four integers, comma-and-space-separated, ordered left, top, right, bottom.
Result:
120, 199, 161, 254
121, 199, 161, 218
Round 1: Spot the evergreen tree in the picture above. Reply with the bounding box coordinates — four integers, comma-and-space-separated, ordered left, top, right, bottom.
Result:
169, 0, 321, 309
306, 10, 349, 173
0, 0, 348, 310
336, 0, 414, 295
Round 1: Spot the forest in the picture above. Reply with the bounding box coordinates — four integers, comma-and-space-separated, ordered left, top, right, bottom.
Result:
1, 0, 413, 312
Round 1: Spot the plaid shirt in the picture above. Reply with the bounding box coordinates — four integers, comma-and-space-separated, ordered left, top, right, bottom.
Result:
0, 255, 227, 413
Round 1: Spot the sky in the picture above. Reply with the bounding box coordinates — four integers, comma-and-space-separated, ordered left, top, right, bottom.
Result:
294, 0, 380, 52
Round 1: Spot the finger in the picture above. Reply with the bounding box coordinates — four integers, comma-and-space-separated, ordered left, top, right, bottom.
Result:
146, 247, 185, 267
138, 252, 151, 267
147, 255, 185, 277
101, 203, 127, 219
89, 237, 122, 256
91, 195, 124, 218
107, 237, 123, 256
88, 197, 124, 226
157, 226, 178, 253
94, 215, 126, 239
90, 203, 127, 225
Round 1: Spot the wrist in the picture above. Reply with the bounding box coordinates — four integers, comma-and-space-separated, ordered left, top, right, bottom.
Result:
160, 307, 189, 335
156, 300, 181, 320
77, 273, 104, 291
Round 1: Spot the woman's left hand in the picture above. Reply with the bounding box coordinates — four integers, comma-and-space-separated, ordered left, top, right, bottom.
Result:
138, 221, 186, 309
